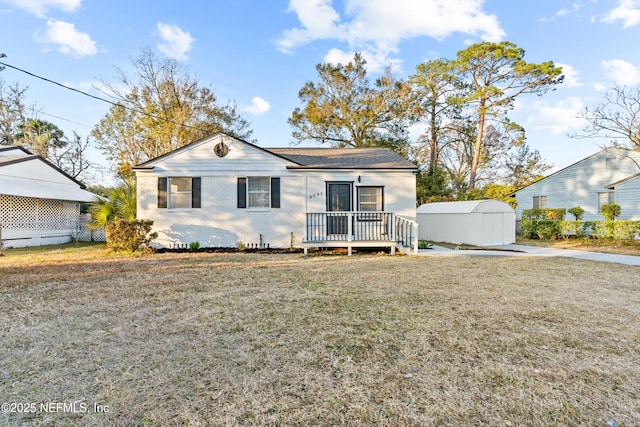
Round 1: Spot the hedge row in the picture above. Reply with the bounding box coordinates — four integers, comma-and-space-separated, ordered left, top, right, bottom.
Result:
520, 219, 640, 240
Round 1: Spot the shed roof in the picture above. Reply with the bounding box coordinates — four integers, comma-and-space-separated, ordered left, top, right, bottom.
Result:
417, 200, 514, 214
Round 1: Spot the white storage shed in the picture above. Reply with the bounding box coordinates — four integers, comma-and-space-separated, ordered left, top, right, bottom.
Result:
417, 200, 516, 246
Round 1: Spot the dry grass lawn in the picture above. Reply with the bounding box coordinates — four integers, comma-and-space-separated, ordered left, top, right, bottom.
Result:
1, 245, 639, 426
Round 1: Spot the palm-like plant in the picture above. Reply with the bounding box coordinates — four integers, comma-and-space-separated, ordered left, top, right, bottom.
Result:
89, 181, 136, 228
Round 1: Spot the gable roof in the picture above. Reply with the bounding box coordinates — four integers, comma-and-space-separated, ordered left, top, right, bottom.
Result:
508, 147, 640, 196
133, 132, 417, 170
266, 147, 416, 169
606, 172, 640, 189
0, 146, 95, 202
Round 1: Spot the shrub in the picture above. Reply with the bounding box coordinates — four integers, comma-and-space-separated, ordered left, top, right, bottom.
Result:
189, 241, 200, 251
567, 206, 585, 221
591, 220, 640, 240
522, 208, 546, 220
545, 208, 566, 220
522, 208, 566, 220
600, 203, 621, 220
105, 219, 158, 253
520, 218, 562, 240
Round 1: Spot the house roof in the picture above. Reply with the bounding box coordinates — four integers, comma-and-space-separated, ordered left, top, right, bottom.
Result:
0, 146, 95, 202
508, 147, 640, 196
606, 172, 640, 189
266, 147, 417, 169
133, 132, 417, 170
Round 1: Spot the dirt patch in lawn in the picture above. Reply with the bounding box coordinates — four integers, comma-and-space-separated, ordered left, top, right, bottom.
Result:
1, 248, 638, 426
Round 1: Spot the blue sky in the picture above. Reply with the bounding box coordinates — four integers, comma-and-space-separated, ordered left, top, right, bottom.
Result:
1, 0, 640, 183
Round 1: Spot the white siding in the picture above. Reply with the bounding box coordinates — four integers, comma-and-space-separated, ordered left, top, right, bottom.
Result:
513, 149, 640, 220
614, 176, 640, 220
136, 135, 417, 248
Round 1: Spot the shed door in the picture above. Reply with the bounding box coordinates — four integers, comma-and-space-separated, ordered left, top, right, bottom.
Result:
327, 182, 352, 235
482, 213, 504, 245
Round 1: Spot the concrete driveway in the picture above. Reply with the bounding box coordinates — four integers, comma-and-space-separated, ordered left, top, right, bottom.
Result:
418, 244, 640, 266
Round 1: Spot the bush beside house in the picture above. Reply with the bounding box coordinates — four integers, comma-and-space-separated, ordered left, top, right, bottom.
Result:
520, 205, 640, 241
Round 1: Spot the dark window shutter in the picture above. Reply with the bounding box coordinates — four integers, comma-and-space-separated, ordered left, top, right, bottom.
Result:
158, 177, 167, 208
271, 177, 280, 208
237, 177, 246, 208
192, 177, 201, 208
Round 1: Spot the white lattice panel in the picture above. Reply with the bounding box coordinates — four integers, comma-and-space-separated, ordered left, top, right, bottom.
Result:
0, 195, 79, 230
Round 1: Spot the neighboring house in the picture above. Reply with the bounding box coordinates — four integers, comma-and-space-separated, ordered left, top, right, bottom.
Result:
0, 146, 95, 248
134, 133, 419, 254
510, 147, 640, 221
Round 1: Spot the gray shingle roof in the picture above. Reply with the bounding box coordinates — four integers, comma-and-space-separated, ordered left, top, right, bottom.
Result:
266, 147, 416, 169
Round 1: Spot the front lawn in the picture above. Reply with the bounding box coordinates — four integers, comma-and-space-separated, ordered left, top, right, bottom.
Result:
1, 249, 638, 425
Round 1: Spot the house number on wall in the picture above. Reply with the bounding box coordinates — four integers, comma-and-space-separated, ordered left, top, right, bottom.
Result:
214, 142, 229, 157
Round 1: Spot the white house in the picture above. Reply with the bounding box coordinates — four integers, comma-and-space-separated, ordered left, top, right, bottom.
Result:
0, 146, 95, 248
417, 200, 516, 246
133, 133, 419, 254
510, 148, 640, 221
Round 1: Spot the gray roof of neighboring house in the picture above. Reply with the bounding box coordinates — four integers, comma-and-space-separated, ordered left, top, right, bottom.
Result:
266, 147, 417, 169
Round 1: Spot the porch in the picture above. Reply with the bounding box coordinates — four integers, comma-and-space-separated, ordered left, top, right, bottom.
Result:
303, 212, 419, 256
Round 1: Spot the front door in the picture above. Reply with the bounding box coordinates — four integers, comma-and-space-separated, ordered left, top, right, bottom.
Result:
327, 182, 352, 235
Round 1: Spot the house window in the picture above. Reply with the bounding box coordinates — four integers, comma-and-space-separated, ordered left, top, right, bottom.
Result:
237, 177, 280, 209
533, 195, 548, 209
170, 177, 192, 208
598, 191, 615, 211
358, 187, 383, 211
157, 177, 201, 209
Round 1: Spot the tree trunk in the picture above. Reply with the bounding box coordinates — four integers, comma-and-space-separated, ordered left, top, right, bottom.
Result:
468, 100, 486, 190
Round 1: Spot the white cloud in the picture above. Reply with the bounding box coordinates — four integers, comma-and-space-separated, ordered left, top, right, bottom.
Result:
323, 48, 402, 73
601, 59, 640, 84
556, 63, 582, 88
601, 0, 640, 27
2, 0, 81, 17
525, 97, 586, 135
242, 97, 271, 115
35, 20, 97, 57
556, 2, 583, 17
276, 0, 504, 71
156, 22, 195, 61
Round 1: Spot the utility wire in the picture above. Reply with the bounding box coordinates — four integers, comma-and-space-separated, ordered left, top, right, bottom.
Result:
0, 61, 204, 131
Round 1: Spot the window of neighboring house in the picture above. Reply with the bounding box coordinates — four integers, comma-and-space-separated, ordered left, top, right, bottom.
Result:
533, 195, 548, 209
237, 177, 280, 209
358, 187, 383, 211
157, 177, 201, 209
598, 191, 615, 211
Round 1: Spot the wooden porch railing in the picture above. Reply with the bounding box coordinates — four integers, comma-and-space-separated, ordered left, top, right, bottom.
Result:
304, 212, 419, 255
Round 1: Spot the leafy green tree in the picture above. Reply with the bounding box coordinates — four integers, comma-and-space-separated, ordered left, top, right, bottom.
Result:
15, 118, 65, 157
408, 58, 462, 171
289, 53, 410, 154
88, 182, 137, 228
93, 48, 253, 179
416, 165, 451, 205
454, 42, 563, 190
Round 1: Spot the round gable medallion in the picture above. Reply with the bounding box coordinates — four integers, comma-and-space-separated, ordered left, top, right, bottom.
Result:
214, 142, 229, 157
